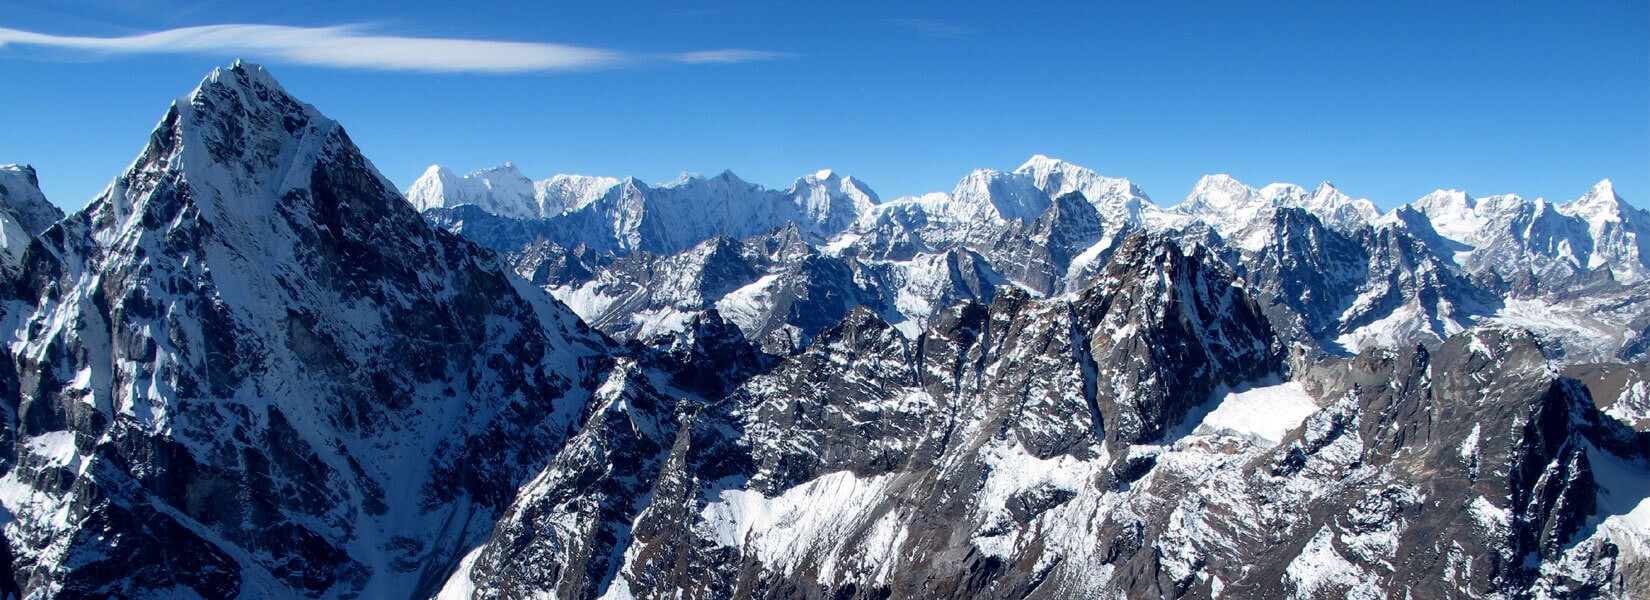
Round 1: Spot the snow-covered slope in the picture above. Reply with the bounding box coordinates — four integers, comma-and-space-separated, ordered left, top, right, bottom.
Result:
1015, 154, 1152, 225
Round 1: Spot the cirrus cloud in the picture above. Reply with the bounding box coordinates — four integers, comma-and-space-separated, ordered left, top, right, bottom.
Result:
0, 24, 790, 73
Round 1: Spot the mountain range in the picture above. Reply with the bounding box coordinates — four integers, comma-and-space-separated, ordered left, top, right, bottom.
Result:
0, 62, 1644, 599
412, 138, 1650, 368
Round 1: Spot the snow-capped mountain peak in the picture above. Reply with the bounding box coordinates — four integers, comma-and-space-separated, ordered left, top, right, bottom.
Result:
406, 163, 537, 219
1174, 174, 1267, 236
1308, 181, 1345, 205
1187, 173, 1255, 205
1258, 182, 1308, 204
2, 60, 622, 599
1013, 154, 1152, 223
1412, 188, 1481, 244
205, 58, 291, 99
948, 168, 1051, 222
1561, 178, 1627, 224
1299, 181, 1380, 230
784, 169, 879, 234
1015, 153, 1068, 174
1550, 178, 1650, 281
97, 60, 347, 232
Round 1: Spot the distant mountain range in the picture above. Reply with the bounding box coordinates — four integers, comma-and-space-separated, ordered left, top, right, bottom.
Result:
0, 62, 1644, 599
414, 147, 1650, 367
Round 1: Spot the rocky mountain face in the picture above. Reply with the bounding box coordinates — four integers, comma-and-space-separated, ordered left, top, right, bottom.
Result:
0, 62, 639, 598
438, 243, 1648, 600
1, 63, 1646, 599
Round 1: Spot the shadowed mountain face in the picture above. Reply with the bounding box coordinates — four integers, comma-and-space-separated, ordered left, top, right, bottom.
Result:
1, 63, 1645, 600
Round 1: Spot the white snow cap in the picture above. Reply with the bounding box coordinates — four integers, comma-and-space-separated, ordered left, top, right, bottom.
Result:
1186, 174, 1257, 209
1016, 154, 1071, 174
1562, 179, 1626, 221
405, 162, 620, 219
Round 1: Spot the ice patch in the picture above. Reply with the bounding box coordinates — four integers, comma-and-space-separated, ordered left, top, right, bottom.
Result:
1335, 302, 1456, 353
549, 284, 623, 326
431, 545, 484, 600
25, 431, 79, 470
714, 273, 784, 335
1192, 382, 1320, 448
628, 307, 695, 340
1469, 496, 1510, 535
1488, 297, 1626, 362
1458, 424, 1481, 479
820, 232, 862, 255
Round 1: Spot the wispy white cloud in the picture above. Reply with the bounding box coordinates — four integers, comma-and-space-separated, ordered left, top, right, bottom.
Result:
0, 24, 789, 73
892, 19, 973, 39
671, 49, 793, 64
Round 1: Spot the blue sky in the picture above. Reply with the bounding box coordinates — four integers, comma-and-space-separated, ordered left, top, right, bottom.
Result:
2, 0, 1646, 211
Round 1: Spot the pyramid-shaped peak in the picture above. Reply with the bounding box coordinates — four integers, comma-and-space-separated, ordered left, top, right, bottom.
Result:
180, 61, 331, 141
1306, 181, 1356, 204
1582, 178, 1620, 203
1561, 178, 1632, 223
100, 61, 362, 225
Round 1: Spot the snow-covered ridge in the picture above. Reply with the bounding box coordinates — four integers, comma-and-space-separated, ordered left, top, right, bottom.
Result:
407, 163, 879, 222
1410, 178, 1650, 283
405, 162, 621, 219
424, 152, 1646, 361
415, 155, 1635, 272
